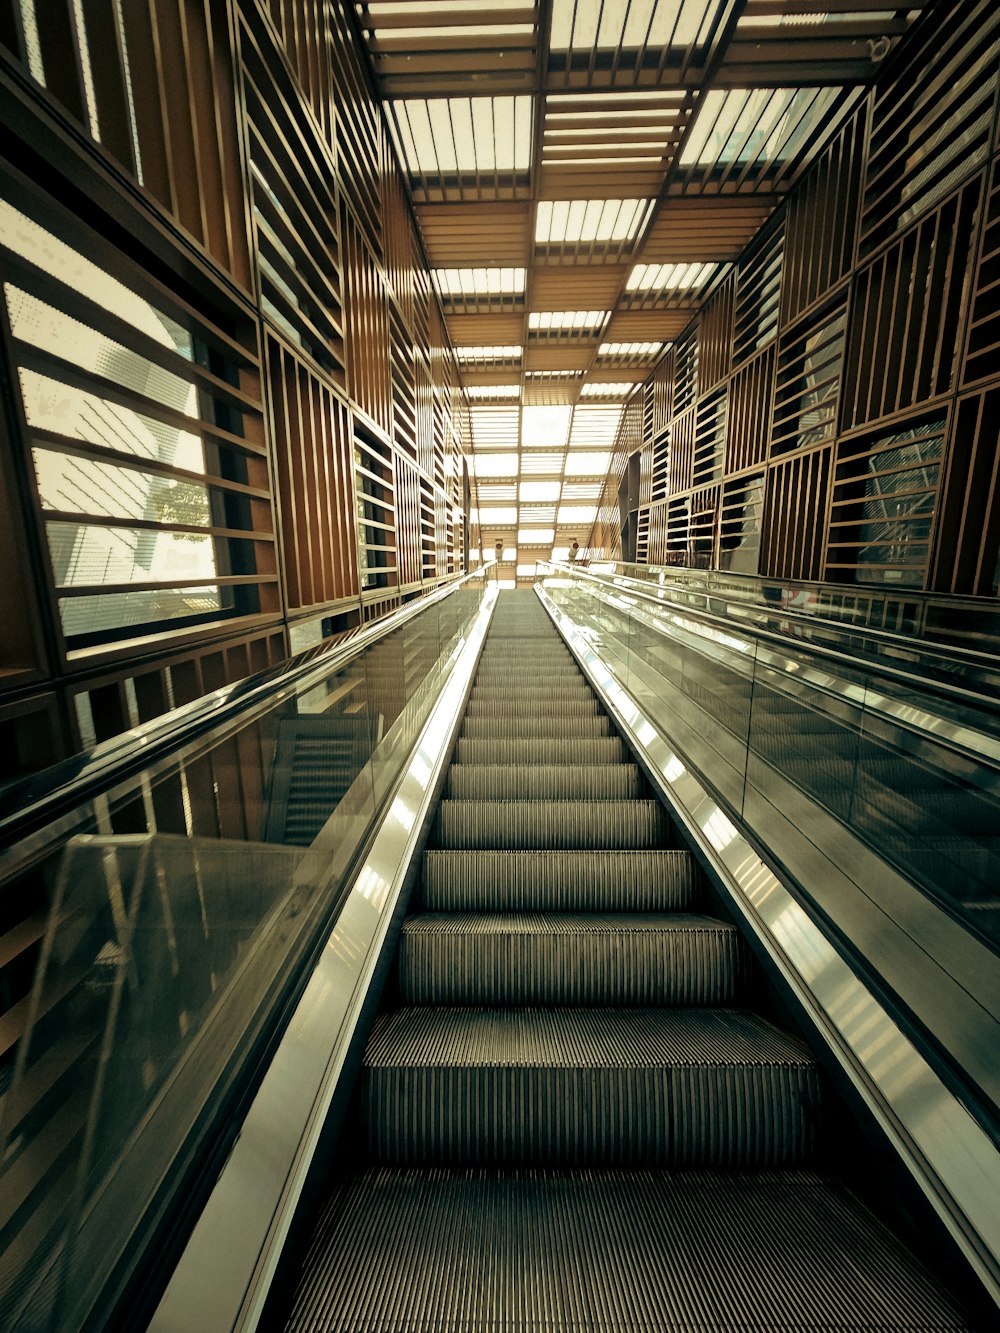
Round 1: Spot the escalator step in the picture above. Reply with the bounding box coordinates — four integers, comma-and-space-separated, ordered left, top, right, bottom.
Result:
363, 1007, 819, 1167
461, 714, 612, 738
286, 1168, 972, 1333
399, 914, 746, 1005
454, 737, 626, 765
447, 764, 642, 800
475, 665, 581, 679
469, 683, 592, 700
435, 799, 666, 849
421, 849, 697, 912
464, 696, 602, 717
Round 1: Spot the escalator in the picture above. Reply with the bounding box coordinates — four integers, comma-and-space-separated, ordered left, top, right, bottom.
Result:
282, 591, 971, 1330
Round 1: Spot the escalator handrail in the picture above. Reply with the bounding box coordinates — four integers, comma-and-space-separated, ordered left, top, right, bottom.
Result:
606, 561, 1000, 683
0, 563, 495, 855
540, 561, 1000, 760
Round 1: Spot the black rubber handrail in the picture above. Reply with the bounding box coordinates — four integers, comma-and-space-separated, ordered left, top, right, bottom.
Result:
540, 561, 1000, 733
606, 559, 1000, 671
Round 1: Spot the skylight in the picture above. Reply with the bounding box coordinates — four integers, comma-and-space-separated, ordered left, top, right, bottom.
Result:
563, 453, 609, 473
434, 268, 526, 298
519, 481, 562, 501
580, 382, 634, 397
518, 528, 556, 544
477, 507, 518, 525
391, 96, 532, 176
528, 310, 608, 332
520, 452, 564, 474
522, 405, 572, 447
568, 405, 622, 446
470, 406, 519, 447
549, 0, 710, 53
626, 262, 718, 293
557, 505, 598, 524
466, 384, 520, 400
455, 345, 523, 363
535, 199, 653, 245
474, 453, 519, 477
598, 342, 663, 357
679, 87, 845, 169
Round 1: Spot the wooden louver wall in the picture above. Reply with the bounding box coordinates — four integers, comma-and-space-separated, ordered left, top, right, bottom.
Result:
0, 0, 473, 770
603, 1, 1000, 598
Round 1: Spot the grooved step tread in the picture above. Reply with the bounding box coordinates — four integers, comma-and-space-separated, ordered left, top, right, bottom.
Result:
421, 849, 697, 912
447, 764, 642, 800
435, 799, 666, 849
365, 1006, 812, 1070
399, 914, 746, 1005
286, 1169, 972, 1332
460, 715, 612, 738
455, 737, 627, 765
363, 1009, 819, 1167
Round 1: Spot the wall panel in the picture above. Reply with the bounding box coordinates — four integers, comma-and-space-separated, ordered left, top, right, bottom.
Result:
267, 334, 358, 613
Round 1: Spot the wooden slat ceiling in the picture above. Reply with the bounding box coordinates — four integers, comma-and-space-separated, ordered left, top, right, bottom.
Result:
354, 0, 931, 573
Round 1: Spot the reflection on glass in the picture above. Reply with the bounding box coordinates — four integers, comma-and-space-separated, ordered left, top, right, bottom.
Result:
0, 569, 489, 1330
20, 370, 208, 472
6, 287, 198, 416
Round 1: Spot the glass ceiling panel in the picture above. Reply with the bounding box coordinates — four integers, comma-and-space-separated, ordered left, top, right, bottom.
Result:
434, 267, 526, 297
563, 452, 611, 476
520, 481, 562, 501
473, 452, 519, 476
599, 341, 663, 356
568, 405, 623, 445
557, 505, 598, 523
522, 405, 572, 447
518, 528, 556, 544
391, 97, 533, 176
679, 87, 845, 169
535, 199, 653, 245
477, 506, 518, 524
550, 0, 715, 53
520, 452, 565, 474
466, 384, 521, 399
455, 345, 523, 362
626, 261, 718, 292
528, 310, 608, 331
580, 382, 634, 397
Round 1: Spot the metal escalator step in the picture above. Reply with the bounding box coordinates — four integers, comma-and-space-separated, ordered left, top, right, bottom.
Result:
421, 850, 697, 912
455, 737, 626, 765
470, 683, 591, 700
464, 696, 601, 717
363, 1007, 819, 1167
399, 914, 746, 1005
285, 1168, 973, 1333
461, 714, 612, 739
435, 800, 665, 849
447, 764, 642, 800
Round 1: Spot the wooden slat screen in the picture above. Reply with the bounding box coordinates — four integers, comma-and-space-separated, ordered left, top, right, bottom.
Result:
782, 106, 866, 327
693, 389, 728, 488
726, 345, 774, 475
733, 222, 783, 367
342, 206, 392, 437
860, 0, 1000, 254
761, 447, 832, 581
826, 417, 945, 587
934, 388, 1000, 594
266, 334, 358, 613
771, 300, 847, 457
243, 20, 345, 382
842, 182, 980, 430
697, 274, 735, 394
962, 155, 1000, 390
